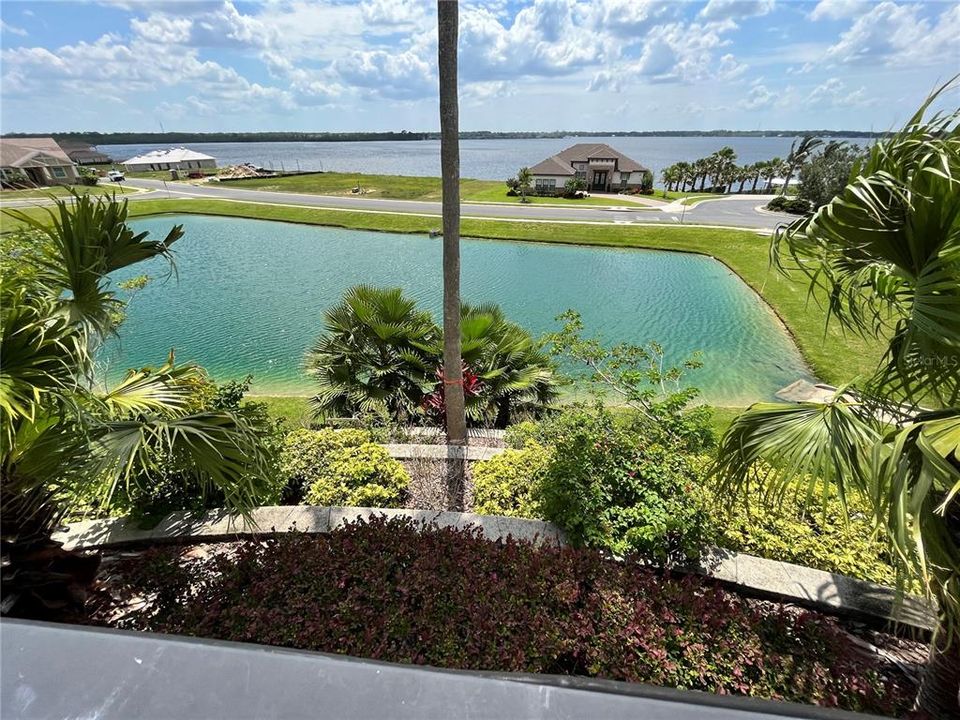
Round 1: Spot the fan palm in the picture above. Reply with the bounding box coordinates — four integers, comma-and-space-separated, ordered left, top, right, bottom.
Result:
516, 166, 533, 203
712, 82, 960, 717
455, 303, 561, 428
2, 194, 277, 618
306, 285, 437, 421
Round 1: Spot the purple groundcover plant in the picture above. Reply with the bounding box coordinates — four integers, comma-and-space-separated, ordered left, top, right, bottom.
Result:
94, 516, 913, 716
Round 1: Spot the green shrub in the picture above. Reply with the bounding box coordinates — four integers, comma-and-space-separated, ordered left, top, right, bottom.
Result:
279, 428, 372, 500
472, 441, 550, 517
100, 376, 284, 522
303, 442, 409, 507
530, 407, 711, 562
765, 195, 810, 214
710, 480, 899, 586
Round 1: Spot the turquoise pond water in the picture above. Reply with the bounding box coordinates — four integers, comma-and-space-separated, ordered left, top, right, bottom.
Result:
103, 215, 814, 405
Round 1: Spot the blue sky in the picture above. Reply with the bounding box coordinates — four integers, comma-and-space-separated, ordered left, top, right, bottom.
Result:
1, 0, 958, 133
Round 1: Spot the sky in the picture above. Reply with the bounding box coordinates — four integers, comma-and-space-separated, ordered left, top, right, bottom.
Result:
1, 0, 958, 133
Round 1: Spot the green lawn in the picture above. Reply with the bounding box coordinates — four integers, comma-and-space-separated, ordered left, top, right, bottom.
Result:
0, 184, 137, 200
219, 171, 636, 207
463, 184, 643, 207
1, 197, 884, 386
253, 395, 313, 428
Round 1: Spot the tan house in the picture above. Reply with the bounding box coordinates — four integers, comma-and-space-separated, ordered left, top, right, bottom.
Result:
529, 143, 649, 193
0, 137, 80, 187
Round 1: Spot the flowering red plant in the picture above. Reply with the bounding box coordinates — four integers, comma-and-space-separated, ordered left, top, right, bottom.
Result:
421, 362, 483, 426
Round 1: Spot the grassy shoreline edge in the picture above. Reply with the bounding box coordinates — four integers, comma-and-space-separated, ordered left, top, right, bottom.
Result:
2, 197, 883, 395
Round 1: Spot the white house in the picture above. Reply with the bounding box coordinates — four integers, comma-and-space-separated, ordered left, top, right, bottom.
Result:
0, 137, 79, 187
122, 148, 217, 173
529, 143, 649, 193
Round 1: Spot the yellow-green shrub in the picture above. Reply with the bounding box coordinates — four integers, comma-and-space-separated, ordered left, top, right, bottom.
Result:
471, 441, 550, 518
279, 428, 372, 500
710, 481, 899, 587
303, 442, 409, 508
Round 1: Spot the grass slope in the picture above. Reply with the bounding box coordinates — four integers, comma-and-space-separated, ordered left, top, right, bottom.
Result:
0, 184, 137, 200
2, 197, 884, 386
220, 171, 632, 207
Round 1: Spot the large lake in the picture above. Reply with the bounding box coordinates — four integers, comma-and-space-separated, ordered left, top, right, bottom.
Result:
100, 136, 874, 183
103, 216, 813, 405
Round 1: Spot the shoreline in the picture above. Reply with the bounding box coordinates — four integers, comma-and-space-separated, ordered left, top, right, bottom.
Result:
6, 198, 884, 387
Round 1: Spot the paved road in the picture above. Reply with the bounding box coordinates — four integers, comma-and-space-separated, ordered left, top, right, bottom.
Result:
4, 178, 796, 231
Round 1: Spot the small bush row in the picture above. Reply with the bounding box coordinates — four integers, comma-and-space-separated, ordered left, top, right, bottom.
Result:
104, 517, 911, 716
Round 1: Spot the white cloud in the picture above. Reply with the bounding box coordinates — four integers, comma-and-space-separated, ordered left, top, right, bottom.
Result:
586, 71, 622, 93
739, 80, 778, 109
360, 0, 428, 28
699, 0, 775, 21
632, 19, 739, 83
826, 1, 960, 66
1, 19, 28, 36
807, 77, 874, 107
1, 34, 295, 111
809, 0, 869, 21
588, 0, 675, 38
333, 49, 433, 100
130, 2, 278, 49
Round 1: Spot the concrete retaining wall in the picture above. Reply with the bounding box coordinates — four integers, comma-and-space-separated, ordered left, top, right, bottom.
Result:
53, 506, 936, 632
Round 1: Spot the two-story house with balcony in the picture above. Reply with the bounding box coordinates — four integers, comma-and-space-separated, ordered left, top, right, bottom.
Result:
528, 143, 649, 193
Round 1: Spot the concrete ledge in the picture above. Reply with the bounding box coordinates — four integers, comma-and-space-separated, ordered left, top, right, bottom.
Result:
54, 505, 562, 551
53, 506, 936, 632
384, 444, 505, 461
690, 548, 936, 632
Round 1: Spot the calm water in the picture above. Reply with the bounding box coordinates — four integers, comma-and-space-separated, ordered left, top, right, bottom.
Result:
102, 216, 813, 405
100, 136, 873, 184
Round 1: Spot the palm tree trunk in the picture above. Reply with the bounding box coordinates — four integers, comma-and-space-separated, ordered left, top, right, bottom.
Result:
780, 165, 795, 196
917, 623, 960, 718
751, 175, 759, 192
437, 0, 468, 472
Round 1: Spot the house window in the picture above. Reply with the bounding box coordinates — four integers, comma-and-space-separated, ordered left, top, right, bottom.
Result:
534, 178, 556, 189
575, 171, 586, 181
51, 167, 67, 179
620, 172, 630, 184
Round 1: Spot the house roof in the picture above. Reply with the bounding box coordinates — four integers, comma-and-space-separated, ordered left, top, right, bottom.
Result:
528, 155, 575, 176
529, 143, 648, 176
123, 147, 216, 165
0, 137, 74, 168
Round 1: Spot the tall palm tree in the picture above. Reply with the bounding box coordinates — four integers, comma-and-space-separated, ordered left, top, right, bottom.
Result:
712, 84, 960, 717
762, 157, 782, 192
712, 146, 738, 193
306, 285, 437, 420
437, 0, 467, 451
694, 158, 709, 191
2, 195, 276, 618
780, 135, 823, 195
749, 161, 764, 193
660, 165, 675, 194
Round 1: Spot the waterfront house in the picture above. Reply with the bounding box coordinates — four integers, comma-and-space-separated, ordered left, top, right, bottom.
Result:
61, 141, 113, 166
122, 147, 217, 173
0, 137, 79, 187
529, 143, 649, 192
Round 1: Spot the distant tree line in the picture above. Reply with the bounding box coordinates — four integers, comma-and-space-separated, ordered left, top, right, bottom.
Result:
2, 129, 890, 146
659, 136, 866, 202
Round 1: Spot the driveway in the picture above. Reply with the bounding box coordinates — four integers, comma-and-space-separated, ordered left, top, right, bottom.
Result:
3, 179, 797, 231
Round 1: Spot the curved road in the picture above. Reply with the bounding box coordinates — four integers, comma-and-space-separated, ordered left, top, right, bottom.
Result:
4, 178, 797, 231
